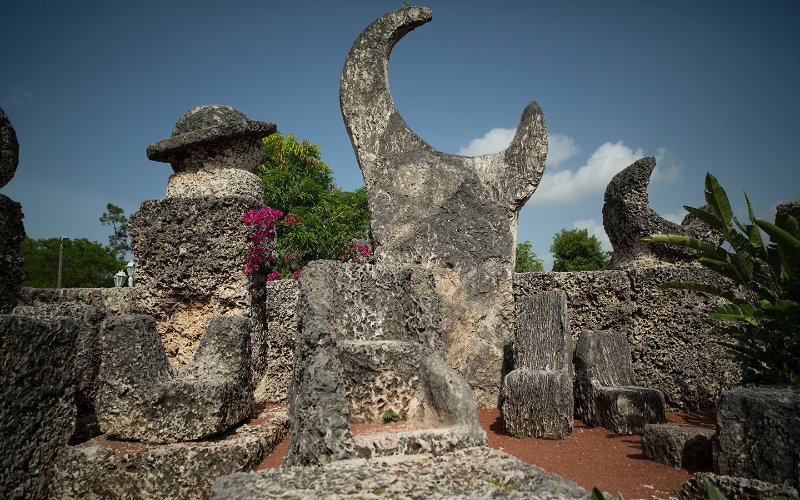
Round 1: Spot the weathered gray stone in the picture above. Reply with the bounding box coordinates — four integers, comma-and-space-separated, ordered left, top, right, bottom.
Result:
625, 265, 740, 409
253, 279, 299, 403
18, 286, 138, 315
130, 195, 262, 364
95, 314, 254, 443
514, 267, 739, 410
777, 200, 800, 221
502, 291, 573, 439
574, 329, 666, 434
1, 194, 25, 313
51, 405, 289, 500
0, 314, 78, 499
0, 108, 23, 312
13, 302, 105, 412
147, 105, 275, 172
0, 107, 19, 188
340, 7, 548, 407
603, 156, 719, 269
714, 386, 800, 488
212, 447, 590, 499
641, 423, 714, 469
680, 472, 799, 500
283, 261, 486, 466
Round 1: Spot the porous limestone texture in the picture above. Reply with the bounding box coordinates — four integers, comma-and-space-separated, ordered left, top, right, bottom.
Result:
130, 195, 262, 364
13, 303, 106, 412
574, 329, 666, 435
0, 106, 19, 188
514, 266, 739, 410
253, 279, 299, 403
283, 261, 486, 466
0, 314, 78, 499
95, 314, 254, 443
714, 386, 800, 488
146, 104, 275, 172
18, 286, 138, 315
777, 200, 800, 221
641, 423, 714, 470
166, 168, 264, 203
603, 156, 720, 269
51, 405, 289, 500
211, 447, 590, 499
0, 194, 24, 313
502, 291, 573, 439
340, 7, 548, 407
680, 472, 799, 500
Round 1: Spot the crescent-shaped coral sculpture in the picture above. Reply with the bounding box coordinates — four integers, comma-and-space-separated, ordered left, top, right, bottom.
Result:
339, 6, 548, 406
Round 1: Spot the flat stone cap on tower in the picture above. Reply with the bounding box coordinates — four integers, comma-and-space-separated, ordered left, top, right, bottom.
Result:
147, 105, 276, 163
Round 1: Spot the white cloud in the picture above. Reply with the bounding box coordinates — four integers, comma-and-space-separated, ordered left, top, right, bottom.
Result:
531, 140, 644, 206
458, 127, 514, 156
572, 218, 612, 252
458, 129, 578, 168
547, 133, 579, 168
652, 147, 683, 183
662, 211, 686, 224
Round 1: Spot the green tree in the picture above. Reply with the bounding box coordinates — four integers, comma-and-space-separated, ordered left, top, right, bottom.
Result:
514, 240, 544, 273
20, 237, 124, 288
256, 133, 371, 272
643, 173, 800, 386
99, 203, 130, 260
550, 228, 609, 272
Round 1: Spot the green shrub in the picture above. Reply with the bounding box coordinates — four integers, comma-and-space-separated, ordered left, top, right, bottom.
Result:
643, 173, 799, 387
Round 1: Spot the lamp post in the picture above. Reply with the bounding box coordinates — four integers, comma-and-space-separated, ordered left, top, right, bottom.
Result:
113, 270, 127, 288
126, 260, 135, 287
57, 236, 67, 289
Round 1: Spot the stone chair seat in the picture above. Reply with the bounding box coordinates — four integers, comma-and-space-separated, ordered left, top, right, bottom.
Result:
95, 314, 254, 444
283, 261, 487, 466
501, 291, 574, 439
574, 329, 666, 435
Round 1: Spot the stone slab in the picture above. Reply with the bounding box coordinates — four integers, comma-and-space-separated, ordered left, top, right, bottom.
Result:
51, 405, 289, 500
211, 447, 590, 499
642, 423, 714, 469
714, 386, 800, 488
680, 472, 799, 500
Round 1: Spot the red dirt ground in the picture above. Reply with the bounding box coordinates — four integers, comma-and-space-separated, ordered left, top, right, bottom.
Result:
257, 409, 715, 499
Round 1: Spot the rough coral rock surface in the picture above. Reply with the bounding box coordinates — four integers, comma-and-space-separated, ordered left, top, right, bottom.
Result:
340, 7, 548, 407
0, 194, 24, 313
514, 267, 739, 410
211, 447, 590, 499
284, 261, 485, 466
0, 107, 19, 188
51, 405, 289, 500
602, 156, 719, 269
574, 329, 666, 435
502, 291, 573, 438
641, 423, 714, 470
130, 195, 262, 364
714, 386, 800, 488
0, 314, 78, 499
96, 314, 254, 443
13, 302, 106, 412
253, 279, 299, 403
680, 472, 799, 500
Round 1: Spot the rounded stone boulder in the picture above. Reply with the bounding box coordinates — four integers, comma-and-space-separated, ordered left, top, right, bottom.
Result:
0, 107, 20, 188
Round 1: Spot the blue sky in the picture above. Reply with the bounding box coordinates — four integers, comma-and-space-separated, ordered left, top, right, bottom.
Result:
2, 1, 798, 269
